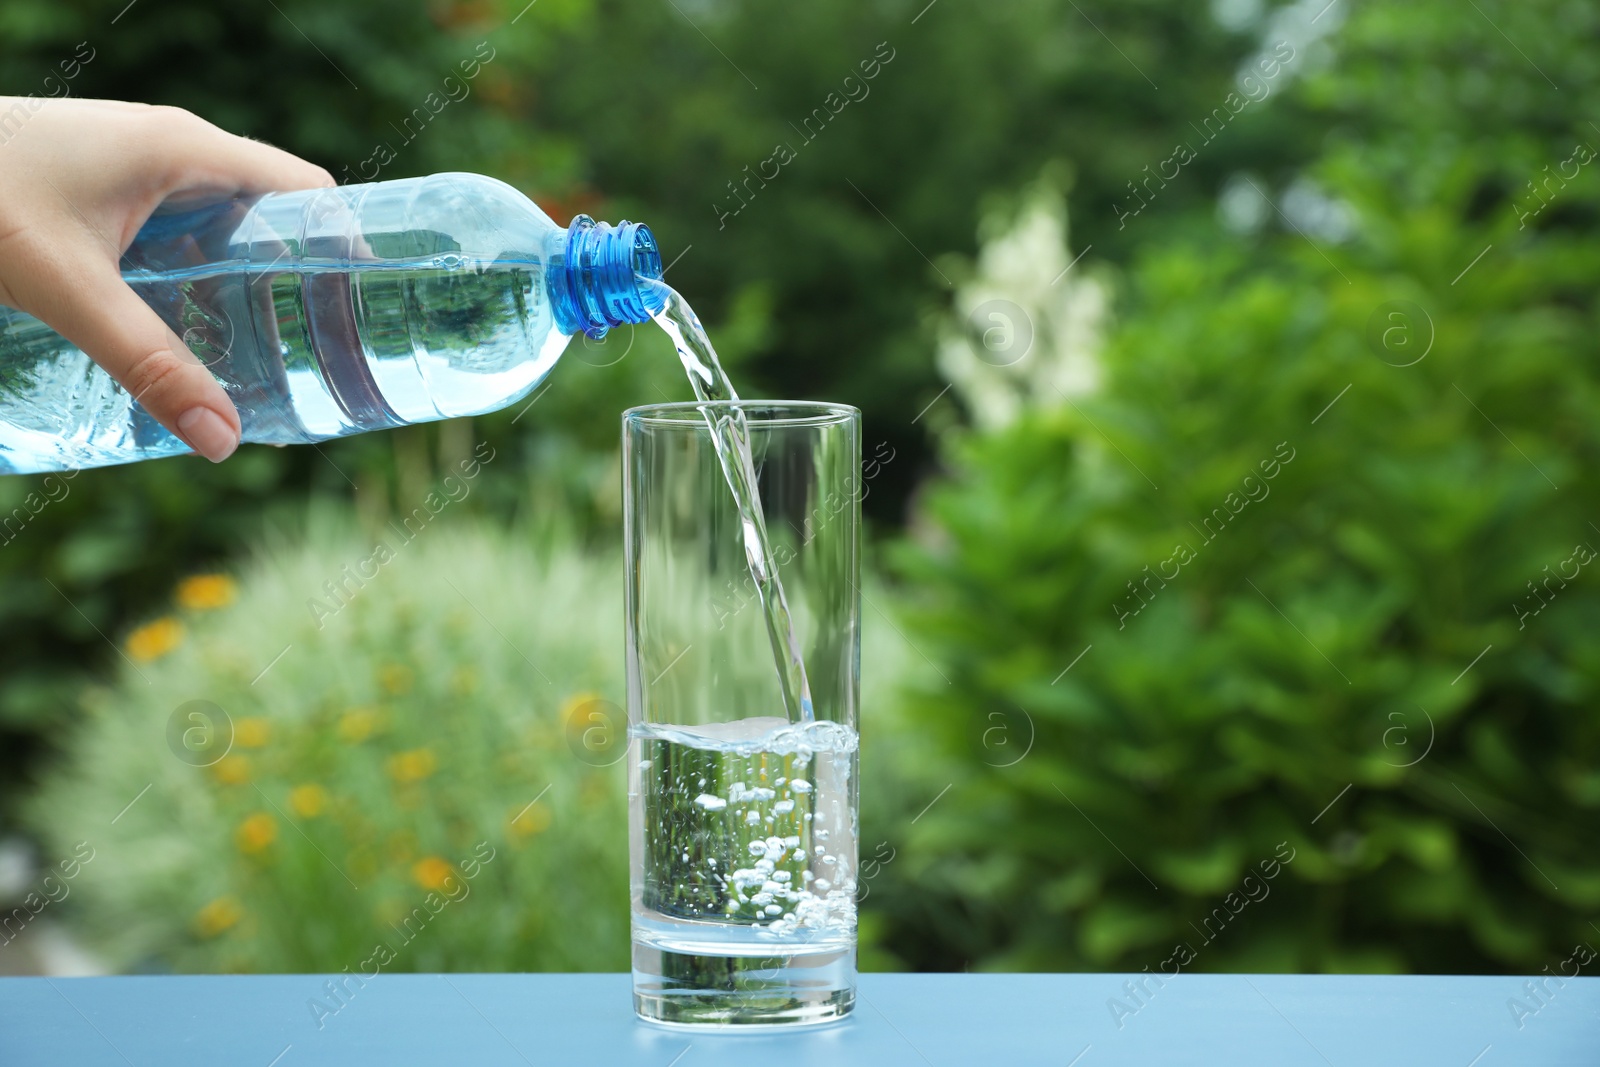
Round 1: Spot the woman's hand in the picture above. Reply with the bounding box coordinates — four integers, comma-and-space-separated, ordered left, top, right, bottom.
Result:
0, 98, 333, 462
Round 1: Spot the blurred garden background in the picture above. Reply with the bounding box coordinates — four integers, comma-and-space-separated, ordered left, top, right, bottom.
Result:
3, 0, 1599, 980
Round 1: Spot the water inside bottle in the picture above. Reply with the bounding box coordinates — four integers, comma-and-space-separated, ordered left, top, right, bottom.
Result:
0, 255, 563, 473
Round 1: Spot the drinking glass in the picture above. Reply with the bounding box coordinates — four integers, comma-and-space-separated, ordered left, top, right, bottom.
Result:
624, 401, 860, 1026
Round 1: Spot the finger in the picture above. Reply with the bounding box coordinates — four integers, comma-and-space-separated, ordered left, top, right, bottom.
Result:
209, 133, 336, 195
21, 251, 241, 462
167, 110, 336, 195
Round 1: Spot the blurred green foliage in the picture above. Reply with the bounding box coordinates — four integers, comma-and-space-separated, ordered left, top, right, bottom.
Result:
6, 0, 1598, 979
868, 0, 1600, 974
29, 515, 631, 972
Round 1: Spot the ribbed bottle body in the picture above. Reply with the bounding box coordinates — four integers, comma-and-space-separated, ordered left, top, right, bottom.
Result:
0, 173, 570, 473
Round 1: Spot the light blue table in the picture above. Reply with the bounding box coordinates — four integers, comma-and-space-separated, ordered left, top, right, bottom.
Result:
3, 973, 1596, 1065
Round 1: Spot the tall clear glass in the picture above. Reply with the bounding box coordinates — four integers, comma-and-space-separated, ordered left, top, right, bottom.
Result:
624, 401, 861, 1026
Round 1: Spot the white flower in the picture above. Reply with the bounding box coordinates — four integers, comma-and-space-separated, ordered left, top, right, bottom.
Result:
937, 184, 1107, 431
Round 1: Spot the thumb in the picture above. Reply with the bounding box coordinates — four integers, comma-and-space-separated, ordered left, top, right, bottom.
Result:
31, 256, 241, 462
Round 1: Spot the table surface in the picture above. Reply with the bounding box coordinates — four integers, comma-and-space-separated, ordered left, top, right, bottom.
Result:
2, 972, 1596, 1066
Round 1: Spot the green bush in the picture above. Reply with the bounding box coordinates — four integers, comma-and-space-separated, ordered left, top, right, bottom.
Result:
27, 513, 634, 972
870, 0, 1600, 974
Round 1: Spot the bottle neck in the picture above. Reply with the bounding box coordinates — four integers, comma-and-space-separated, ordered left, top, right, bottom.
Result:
551, 215, 666, 339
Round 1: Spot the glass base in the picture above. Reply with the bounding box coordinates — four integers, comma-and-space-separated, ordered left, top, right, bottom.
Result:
632, 941, 856, 1026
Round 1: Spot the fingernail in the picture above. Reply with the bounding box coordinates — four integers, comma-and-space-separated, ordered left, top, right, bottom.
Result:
177, 407, 240, 463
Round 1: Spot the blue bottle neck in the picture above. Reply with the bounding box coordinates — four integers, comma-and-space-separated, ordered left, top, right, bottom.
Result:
551, 215, 666, 339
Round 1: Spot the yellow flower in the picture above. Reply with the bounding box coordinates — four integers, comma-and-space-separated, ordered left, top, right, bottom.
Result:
509, 801, 552, 839
234, 717, 271, 748
378, 663, 414, 695
195, 896, 243, 937
387, 748, 436, 785
176, 574, 237, 611
236, 812, 277, 854
387, 830, 419, 864
559, 691, 602, 725
127, 617, 184, 663
412, 856, 455, 891
382, 831, 419, 863
348, 848, 379, 883
579, 773, 609, 809
211, 754, 253, 786
289, 784, 328, 818
338, 707, 381, 744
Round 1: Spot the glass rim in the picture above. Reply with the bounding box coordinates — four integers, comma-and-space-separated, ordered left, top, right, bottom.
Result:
623, 400, 860, 429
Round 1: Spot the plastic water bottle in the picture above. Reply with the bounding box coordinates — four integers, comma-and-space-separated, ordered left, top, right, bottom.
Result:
0, 172, 666, 474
